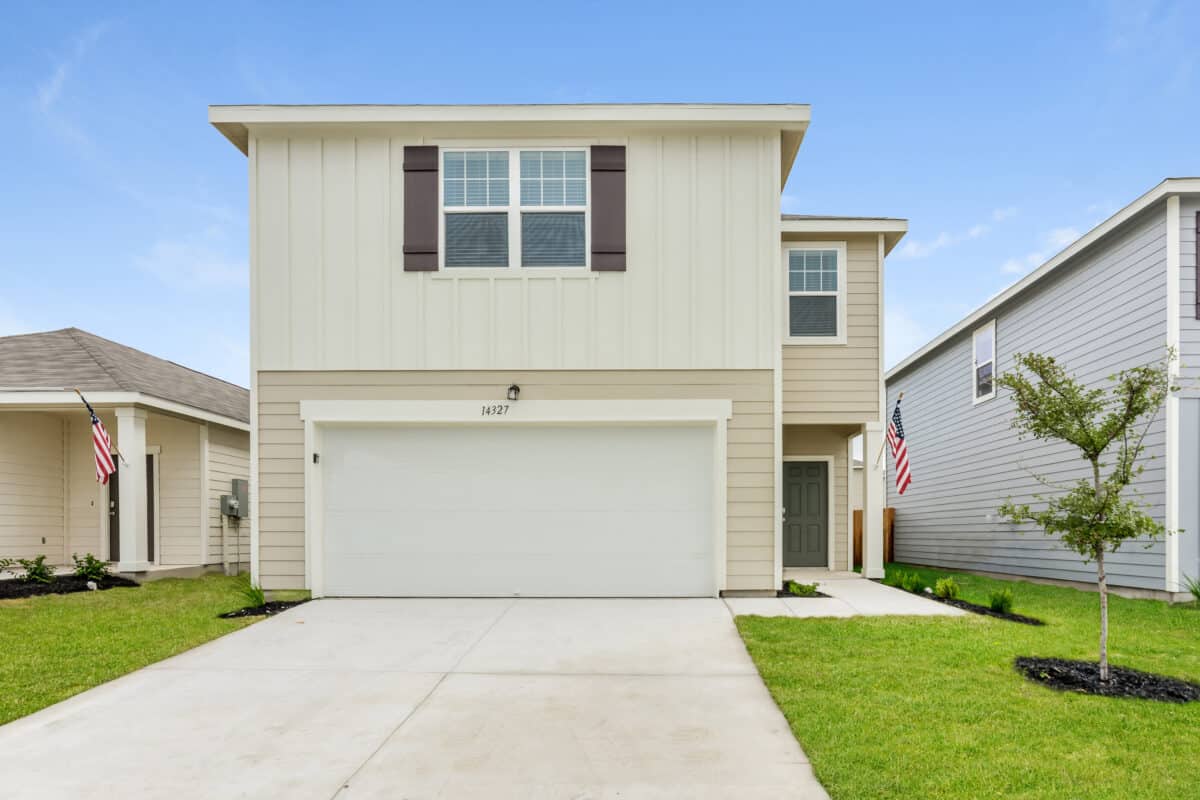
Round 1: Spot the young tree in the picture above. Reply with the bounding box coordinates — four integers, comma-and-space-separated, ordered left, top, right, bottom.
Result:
997, 350, 1176, 682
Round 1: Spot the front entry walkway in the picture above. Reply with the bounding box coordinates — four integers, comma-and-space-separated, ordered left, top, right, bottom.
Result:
724, 573, 967, 618
0, 599, 828, 799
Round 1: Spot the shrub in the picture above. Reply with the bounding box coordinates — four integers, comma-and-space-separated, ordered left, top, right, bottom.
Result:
71, 552, 111, 582
899, 571, 926, 594
787, 580, 820, 598
0, 558, 14, 575
1184, 574, 1200, 604
934, 577, 961, 600
989, 588, 1015, 615
17, 555, 54, 584
237, 575, 266, 608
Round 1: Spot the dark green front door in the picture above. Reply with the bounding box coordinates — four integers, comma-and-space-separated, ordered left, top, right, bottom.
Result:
783, 461, 828, 567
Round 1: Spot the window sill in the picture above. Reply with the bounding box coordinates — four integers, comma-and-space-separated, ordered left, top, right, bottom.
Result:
972, 391, 996, 405
429, 268, 598, 280
784, 336, 848, 346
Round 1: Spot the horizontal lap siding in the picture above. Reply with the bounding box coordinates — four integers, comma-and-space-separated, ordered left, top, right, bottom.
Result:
256, 370, 774, 592
887, 207, 1170, 589
66, 415, 104, 560
782, 234, 880, 423
1176, 198, 1200, 582
207, 425, 251, 565
147, 414, 202, 566
0, 413, 64, 561
1179, 197, 1200, 393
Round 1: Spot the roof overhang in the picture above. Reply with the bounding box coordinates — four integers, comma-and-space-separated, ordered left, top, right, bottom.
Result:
209, 103, 810, 184
886, 177, 1200, 381
0, 390, 250, 431
781, 217, 908, 254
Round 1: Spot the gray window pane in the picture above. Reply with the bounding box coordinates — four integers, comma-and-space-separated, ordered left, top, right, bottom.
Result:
444, 180, 465, 207
542, 180, 563, 205
465, 151, 488, 179
443, 152, 464, 179
520, 151, 541, 178
789, 296, 837, 337
542, 151, 564, 178
976, 363, 994, 398
466, 179, 488, 206
488, 151, 508, 176
521, 180, 541, 205
489, 179, 509, 206
521, 212, 585, 266
445, 213, 508, 267
564, 151, 586, 178
564, 179, 586, 205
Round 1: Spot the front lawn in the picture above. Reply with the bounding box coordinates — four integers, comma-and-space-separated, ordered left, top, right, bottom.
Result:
0, 574, 266, 725
736, 564, 1200, 800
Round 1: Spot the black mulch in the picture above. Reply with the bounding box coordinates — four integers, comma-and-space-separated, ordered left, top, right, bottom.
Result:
930, 595, 1046, 626
1015, 657, 1200, 703
219, 599, 309, 619
0, 575, 139, 600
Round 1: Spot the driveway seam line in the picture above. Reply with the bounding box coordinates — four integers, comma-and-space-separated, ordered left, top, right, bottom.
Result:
326, 597, 519, 800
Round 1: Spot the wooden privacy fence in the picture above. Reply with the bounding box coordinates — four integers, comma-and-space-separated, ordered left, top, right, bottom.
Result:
853, 507, 895, 567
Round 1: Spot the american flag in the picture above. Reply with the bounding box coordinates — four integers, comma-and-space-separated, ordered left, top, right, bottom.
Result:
887, 399, 912, 495
79, 392, 116, 484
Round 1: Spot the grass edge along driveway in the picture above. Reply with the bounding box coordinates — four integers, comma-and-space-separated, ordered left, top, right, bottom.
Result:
0, 574, 281, 725
736, 564, 1200, 800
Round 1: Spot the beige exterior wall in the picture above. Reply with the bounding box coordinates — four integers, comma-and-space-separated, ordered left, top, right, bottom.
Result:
781, 233, 882, 424
206, 424, 251, 565
783, 425, 857, 571
0, 412, 66, 562
256, 369, 774, 592
250, 128, 781, 373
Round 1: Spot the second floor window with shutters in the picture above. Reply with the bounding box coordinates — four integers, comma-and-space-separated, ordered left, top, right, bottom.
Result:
443, 148, 588, 268
785, 243, 847, 344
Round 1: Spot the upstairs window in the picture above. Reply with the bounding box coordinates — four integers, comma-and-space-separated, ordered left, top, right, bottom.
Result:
972, 320, 996, 403
443, 148, 588, 268
785, 243, 847, 344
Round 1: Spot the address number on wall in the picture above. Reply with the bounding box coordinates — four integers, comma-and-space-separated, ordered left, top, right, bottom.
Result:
480, 404, 510, 416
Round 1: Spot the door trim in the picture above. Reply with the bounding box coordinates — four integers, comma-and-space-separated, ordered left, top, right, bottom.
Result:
300, 399, 733, 599
782, 455, 836, 571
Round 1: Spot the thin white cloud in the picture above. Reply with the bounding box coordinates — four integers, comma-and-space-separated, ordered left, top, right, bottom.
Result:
36, 22, 110, 113
896, 207, 1017, 260
885, 307, 934, 369
999, 226, 1083, 276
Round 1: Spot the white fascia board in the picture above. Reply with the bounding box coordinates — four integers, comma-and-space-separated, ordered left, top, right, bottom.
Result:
886, 178, 1200, 381
0, 390, 250, 432
781, 218, 908, 255
299, 399, 734, 425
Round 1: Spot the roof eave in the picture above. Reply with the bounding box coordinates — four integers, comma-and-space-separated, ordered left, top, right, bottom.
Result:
781, 217, 909, 254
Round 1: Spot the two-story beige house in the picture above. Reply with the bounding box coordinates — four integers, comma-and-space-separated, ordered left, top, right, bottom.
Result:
210, 104, 905, 597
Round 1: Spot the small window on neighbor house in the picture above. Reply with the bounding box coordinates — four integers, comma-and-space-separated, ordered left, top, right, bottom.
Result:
973, 321, 996, 402
786, 245, 846, 342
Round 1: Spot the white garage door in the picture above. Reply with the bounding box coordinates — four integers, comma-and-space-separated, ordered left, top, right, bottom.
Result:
320, 424, 715, 597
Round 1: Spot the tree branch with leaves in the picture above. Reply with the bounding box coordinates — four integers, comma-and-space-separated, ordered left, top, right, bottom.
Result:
997, 349, 1177, 682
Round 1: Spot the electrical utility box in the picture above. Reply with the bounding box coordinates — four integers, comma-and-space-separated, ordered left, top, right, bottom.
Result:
220, 478, 249, 519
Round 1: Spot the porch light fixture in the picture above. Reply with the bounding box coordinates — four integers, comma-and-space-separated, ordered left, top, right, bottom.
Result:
507, 384, 521, 401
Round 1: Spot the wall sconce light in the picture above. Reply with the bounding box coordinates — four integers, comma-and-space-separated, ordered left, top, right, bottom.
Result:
507, 384, 521, 401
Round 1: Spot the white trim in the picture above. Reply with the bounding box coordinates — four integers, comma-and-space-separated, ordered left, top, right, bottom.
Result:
888, 178, 1200, 380
1166, 195, 1182, 592
146, 447, 161, 566
971, 319, 997, 404
300, 399, 732, 598
782, 456, 837, 571
438, 146, 591, 270
199, 424, 210, 566
248, 134, 261, 586
782, 241, 848, 345
0, 390, 249, 432
782, 218, 908, 255
878, 233, 887, 421
846, 436, 856, 572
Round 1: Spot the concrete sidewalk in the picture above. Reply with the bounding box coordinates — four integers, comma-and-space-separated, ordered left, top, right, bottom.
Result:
0, 598, 829, 799
724, 574, 967, 618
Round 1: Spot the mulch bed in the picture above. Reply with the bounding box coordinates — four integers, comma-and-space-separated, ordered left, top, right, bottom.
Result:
219, 599, 309, 619
0, 575, 139, 600
1015, 656, 1200, 703
929, 595, 1046, 626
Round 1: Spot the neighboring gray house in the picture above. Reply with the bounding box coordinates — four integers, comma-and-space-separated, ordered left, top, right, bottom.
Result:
885, 178, 1200, 598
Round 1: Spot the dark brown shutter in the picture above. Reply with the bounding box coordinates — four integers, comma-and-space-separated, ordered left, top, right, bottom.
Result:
403, 145, 438, 271
590, 145, 626, 271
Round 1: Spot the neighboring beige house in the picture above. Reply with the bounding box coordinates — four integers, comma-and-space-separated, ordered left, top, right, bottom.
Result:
210, 103, 906, 596
0, 328, 250, 575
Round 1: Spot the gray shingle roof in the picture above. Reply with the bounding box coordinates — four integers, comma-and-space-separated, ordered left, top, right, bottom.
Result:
0, 328, 249, 424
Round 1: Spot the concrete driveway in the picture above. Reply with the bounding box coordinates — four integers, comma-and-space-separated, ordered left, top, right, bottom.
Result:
0, 599, 828, 799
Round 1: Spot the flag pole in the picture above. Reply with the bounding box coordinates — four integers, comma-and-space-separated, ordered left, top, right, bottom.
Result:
874, 392, 903, 466
73, 387, 129, 466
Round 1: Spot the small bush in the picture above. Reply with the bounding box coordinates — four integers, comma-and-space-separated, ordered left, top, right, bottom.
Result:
17, 555, 54, 584
787, 580, 820, 597
899, 571, 926, 594
71, 552, 111, 582
989, 588, 1015, 615
934, 577, 961, 600
0, 558, 14, 574
1184, 574, 1200, 604
237, 575, 266, 608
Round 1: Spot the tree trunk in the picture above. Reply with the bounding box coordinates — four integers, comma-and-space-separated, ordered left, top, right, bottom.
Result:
1097, 549, 1110, 682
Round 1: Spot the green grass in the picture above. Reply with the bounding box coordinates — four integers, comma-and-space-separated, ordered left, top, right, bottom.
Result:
0, 574, 270, 725
736, 563, 1200, 800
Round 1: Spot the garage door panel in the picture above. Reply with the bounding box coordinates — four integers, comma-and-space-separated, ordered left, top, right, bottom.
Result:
321, 425, 715, 597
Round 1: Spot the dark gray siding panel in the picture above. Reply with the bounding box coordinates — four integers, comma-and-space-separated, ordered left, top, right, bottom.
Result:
887, 207, 1170, 590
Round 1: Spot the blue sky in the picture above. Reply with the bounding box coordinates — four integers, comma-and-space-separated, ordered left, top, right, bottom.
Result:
1, 1, 1196, 386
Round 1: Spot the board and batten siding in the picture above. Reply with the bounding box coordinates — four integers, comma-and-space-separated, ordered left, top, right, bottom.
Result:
0, 412, 66, 561
206, 425, 251, 565
887, 206, 1171, 590
781, 234, 882, 423
256, 370, 775, 592
250, 131, 779, 373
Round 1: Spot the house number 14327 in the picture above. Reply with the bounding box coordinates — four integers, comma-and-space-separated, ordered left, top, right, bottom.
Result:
480, 404, 510, 416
